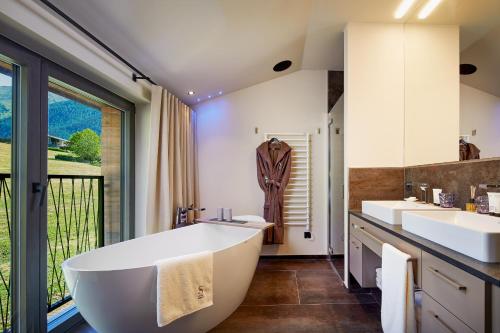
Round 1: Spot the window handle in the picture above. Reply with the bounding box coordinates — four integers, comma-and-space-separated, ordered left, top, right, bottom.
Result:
32, 182, 47, 207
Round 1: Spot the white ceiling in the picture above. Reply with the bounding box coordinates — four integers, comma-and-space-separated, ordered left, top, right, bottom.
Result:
461, 22, 500, 98
49, 0, 500, 105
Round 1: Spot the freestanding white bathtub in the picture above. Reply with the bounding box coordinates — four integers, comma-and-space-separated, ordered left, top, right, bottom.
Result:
62, 223, 263, 333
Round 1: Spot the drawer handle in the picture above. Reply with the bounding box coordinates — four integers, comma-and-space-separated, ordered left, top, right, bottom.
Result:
429, 311, 456, 333
427, 267, 467, 291
358, 226, 384, 246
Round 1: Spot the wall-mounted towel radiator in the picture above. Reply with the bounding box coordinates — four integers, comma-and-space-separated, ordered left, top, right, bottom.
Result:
264, 133, 311, 232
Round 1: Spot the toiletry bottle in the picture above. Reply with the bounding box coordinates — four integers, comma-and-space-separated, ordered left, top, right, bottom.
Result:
466, 185, 477, 212
466, 200, 476, 212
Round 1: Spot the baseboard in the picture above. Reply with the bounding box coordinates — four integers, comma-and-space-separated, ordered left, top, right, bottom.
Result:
259, 254, 330, 259
329, 254, 344, 259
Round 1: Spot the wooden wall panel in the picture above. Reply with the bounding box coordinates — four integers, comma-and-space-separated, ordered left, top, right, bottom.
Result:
101, 107, 121, 244
349, 168, 404, 210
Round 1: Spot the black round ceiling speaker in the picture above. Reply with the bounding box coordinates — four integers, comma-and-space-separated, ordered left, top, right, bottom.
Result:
273, 60, 292, 72
460, 64, 477, 75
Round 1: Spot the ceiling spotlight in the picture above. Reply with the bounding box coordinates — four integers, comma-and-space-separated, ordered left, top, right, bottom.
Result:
273, 60, 292, 72
218, 91, 223, 95
197, 98, 201, 102
394, 0, 416, 19
418, 0, 442, 19
188, 90, 195, 95
208, 95, 212, 99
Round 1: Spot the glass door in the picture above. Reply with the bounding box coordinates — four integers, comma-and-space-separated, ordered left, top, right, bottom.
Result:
0, 36, 45, 333
0, 34, 134, 333
45, 78, 124, 321
0, 56, 15, 333
44, 63, 134, 330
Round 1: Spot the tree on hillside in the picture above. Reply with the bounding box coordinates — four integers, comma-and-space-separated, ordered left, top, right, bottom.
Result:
69, 129, 101, 162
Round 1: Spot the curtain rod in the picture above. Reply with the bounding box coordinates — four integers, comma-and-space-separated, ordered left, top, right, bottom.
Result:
39, 0, 157, 85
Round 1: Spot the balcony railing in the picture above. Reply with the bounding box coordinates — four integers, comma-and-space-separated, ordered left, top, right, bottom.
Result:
0, 174, 104, 332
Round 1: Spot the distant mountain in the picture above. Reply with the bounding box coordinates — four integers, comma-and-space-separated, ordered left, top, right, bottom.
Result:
0, 86, 102, 140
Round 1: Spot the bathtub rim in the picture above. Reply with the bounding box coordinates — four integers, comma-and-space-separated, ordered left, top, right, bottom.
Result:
62, 223, 263, 273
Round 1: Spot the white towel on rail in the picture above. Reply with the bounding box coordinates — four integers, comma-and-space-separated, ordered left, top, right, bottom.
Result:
155, 251, 214, 327
381, 244, 416, 333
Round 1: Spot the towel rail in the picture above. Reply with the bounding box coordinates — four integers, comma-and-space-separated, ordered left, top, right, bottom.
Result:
265, 132, 310, 231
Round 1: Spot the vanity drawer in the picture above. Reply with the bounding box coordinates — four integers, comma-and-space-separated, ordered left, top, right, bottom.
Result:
350, 215, 422, 287
422, 292, 475, 333
422, 251, 485, 333
349, 235, 380, 288
349, 236, 363, 284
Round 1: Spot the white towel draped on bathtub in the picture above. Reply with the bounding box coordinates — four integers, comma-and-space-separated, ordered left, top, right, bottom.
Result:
155, 251, 214, 327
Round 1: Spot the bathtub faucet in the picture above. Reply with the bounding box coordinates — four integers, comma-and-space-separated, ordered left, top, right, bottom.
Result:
176, 205, 206, 226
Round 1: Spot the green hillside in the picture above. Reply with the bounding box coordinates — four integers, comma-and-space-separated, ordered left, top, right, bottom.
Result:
0, 87, 102, 140
0, 142, 100, 175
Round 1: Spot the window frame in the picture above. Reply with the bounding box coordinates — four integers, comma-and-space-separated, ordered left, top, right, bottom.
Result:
45, 60, 136, 243
0, 33, 136, 333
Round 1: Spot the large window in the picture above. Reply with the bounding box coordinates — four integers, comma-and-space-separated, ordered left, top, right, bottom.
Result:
46, 79, 126, 320
0, 58, 14, 333
0, 35, 135, 333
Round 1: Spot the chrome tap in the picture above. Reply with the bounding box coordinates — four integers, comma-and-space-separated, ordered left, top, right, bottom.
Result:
175, 205, 206, 226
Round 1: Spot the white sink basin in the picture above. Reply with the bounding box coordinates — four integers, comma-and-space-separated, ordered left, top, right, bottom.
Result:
362, 200, 459, 225
402, 211, 500, 263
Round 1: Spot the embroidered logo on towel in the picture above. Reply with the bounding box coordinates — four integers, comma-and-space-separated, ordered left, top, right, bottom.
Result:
197, 286, 205, 299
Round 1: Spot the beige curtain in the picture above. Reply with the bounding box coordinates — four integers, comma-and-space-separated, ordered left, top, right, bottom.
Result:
146, 85, 199, 233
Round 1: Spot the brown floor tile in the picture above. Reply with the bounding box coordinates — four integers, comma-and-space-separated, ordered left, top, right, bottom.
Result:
297, 270, 376, 305
210, 303, 383, 333
332, 258, 344, 268
257, 259, 332, 271
243, 270, 299, 305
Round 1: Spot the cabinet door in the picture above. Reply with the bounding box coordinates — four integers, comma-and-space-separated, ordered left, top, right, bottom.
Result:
422, 251, 485, 333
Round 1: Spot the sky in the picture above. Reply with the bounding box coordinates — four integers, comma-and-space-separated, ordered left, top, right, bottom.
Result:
0, 73, 12, 87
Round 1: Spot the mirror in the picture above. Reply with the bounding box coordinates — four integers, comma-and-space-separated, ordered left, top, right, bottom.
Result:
402, 9, 500, 166
459, 21, 500, 161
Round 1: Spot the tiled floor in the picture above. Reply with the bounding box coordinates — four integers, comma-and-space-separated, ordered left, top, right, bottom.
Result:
71, 258, 382, 333
210, 258, 381, 333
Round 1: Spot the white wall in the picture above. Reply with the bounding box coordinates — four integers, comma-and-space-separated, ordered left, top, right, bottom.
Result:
344, 23, 460, 169
344, 23, 405, 168
344, 22, 405, 284
404, 25, 460, 166
195, 70, 328, 255
460, 84, 500, 158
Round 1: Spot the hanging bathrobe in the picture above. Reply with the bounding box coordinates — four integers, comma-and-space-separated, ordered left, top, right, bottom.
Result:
256, 140, 292, 244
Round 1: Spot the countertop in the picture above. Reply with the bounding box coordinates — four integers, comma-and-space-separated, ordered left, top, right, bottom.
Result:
195, 219, 274, 230
349, 210, 500, 287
